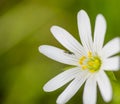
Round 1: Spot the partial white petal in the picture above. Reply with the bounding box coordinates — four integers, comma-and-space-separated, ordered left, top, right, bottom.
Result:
94, 14, 106, 53
101, 37, 120, 58
57, 70, 89, 104
51, 26, 86, 56
102, 56, 120, 71
83, 74, 97, 104
97, 71, 112, 102
77, 10, 93, 52
43, 67, 81, 92
39, 45, 78, 65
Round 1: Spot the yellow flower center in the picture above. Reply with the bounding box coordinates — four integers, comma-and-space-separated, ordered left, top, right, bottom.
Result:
79, 52, 101, 73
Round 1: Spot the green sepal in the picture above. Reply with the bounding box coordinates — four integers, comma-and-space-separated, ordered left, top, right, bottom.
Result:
106, 71, 117, 81
62, 66, 76, 70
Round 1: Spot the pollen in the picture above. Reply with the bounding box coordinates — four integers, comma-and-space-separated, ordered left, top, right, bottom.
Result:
79, 52, 101, 73
79, 56, 86, 65
88, 51, 92, 57
82, 65, 87, 70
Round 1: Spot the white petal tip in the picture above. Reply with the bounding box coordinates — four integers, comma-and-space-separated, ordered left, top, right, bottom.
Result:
43, 85, 53, 92
77, 10, 87, 18
97, 14, 104, 18
50, 25, 58, 32
38, 45, 46, 53
104, 96, 112, 103
43, 86, 47, 91
102, 90, 112, 102
105, 91, 112, 102
96, 14, 106, 24
78, 9, 86, 14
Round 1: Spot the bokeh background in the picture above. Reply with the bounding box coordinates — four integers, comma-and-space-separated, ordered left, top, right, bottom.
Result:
0, 0, 120, 104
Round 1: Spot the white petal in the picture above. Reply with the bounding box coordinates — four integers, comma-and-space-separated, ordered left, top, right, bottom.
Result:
43, 67, 81, 92
83, 74, 97, 104
94, 14, 106, 53
101, 37, 120, 58
39, 45, 78, 65
77, 10, 93, 52
97, 71, 112, 102
51, 26, 86, 57
102, 56, 120, 71
57, 70, 89, 104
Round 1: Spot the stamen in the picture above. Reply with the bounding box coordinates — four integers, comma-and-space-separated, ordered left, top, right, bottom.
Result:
79, 61, 83, 65
79, 56, 86, 65
88, 51, 92, 57
82, 65, 87, 70
79, 51, 101, 73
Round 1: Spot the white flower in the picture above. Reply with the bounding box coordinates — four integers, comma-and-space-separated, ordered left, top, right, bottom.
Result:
39, 10, 120, 104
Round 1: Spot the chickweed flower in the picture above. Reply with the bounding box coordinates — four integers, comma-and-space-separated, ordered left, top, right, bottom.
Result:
39, 10, 120, 104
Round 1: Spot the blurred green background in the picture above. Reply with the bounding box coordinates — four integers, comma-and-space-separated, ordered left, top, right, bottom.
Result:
0, 0, 120, 104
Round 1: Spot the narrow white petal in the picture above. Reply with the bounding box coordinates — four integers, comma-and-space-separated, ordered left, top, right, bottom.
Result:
51, 26, 86, 56
94, 14, 106, 52
43, 67, 81, 92
97, 71, 112, 102
57, 71, 89, 104
77, 10, 93, 52
39, 45, 78, 65
102, 56, 120, 71
101, 37, 120, 58
83, 74, 97, 104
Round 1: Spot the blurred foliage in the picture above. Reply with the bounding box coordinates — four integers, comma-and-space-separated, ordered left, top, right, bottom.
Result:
0, 0, 120, 104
